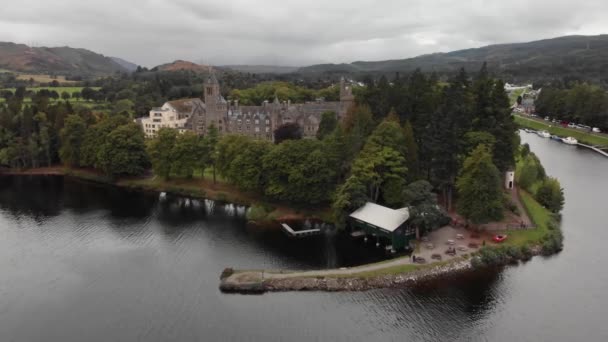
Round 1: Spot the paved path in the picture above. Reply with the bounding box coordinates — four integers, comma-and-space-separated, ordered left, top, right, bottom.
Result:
511, 188, 533, 228
261, 227, 478, 279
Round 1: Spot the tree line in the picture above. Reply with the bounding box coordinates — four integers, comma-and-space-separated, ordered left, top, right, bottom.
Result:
2, 64, 521, 230
535, 83, 608, 130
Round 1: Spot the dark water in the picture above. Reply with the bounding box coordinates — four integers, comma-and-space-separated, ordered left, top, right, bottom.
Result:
0, 132, 607, 341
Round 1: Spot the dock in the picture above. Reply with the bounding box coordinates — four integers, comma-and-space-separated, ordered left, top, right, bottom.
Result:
578, 143, 608, 158
280, 223, 321, 238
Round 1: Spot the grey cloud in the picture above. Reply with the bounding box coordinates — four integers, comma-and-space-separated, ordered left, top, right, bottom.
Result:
0, 0, 605, 67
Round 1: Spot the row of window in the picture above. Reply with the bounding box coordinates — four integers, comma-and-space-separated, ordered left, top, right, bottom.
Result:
229, 119, 271, 125
232, 126, 271, 133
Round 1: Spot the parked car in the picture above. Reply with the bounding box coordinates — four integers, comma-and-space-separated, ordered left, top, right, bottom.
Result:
544, 116, 550, 121
568, 123, 577, 128
593, 127, 602, 133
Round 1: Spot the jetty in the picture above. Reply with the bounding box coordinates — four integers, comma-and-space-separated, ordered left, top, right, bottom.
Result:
578, 143, 608, 158
280, 223, 321, 238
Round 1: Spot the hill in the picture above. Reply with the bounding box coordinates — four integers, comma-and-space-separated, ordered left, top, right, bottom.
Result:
111, 57, 138, 72
156, 60, 213, 73
297, 35, 608, 81
0, 42, 128, 75
220, 65, 299, 74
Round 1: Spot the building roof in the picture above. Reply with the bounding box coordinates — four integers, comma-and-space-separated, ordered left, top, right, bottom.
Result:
349, 202, 410, 232
167, 98, 204, 114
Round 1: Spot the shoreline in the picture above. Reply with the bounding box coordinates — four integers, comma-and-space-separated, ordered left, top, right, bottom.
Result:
219, 246, 544, 293
0, 166, 330, 224
1, 166, 561, 294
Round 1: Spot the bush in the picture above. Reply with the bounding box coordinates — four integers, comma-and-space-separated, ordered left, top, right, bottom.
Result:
520, 245, 533, 260
541, 229, 564, 255
246, 204, 269, 222
506, 246, 523, 260
536, 177, 565, 213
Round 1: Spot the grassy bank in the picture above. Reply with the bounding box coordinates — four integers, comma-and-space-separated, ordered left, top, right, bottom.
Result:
515, 115, 608, 146
503, 191, 551, 247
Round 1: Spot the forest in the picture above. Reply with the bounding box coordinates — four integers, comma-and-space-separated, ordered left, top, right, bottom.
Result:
0, 63, 567, 230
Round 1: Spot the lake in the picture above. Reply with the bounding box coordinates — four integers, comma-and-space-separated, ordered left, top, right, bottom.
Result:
0, 132, 606, 341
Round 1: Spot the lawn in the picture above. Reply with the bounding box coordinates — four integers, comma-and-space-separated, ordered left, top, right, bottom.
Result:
509, 88, 526, 106
503, 190, 551, 247
515, 115, 608, 146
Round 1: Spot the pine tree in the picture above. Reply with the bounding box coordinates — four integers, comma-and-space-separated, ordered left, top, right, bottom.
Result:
456, 144, 504, 224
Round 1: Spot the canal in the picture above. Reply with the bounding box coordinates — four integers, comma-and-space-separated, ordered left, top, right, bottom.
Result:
0, 131, 606, 341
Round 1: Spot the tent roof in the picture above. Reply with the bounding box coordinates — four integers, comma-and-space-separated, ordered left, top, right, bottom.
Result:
349, 202, 409, 232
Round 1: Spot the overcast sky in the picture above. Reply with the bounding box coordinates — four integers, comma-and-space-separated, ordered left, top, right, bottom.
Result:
0, 0, 606, 67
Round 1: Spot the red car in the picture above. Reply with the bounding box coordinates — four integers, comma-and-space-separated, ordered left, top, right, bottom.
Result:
493, 235, 508, 243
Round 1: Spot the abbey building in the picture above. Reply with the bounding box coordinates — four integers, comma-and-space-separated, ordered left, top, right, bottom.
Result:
140, 75, 354, 140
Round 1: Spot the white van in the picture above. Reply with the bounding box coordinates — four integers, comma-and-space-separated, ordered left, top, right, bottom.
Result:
592, 127, 601, 133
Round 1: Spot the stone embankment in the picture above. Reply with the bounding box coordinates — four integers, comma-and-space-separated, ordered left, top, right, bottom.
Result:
219, 259, 473, 294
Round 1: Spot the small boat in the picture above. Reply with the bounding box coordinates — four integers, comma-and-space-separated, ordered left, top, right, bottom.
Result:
537, 130, 550, 138
493, 235, 508, 243
550, 135, 562, 141
562, 137, 578, 145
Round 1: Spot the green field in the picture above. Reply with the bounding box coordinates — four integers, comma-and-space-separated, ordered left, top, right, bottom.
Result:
515, 115, 608, 146
509, 88, 526, 105
1, 86, 100, 95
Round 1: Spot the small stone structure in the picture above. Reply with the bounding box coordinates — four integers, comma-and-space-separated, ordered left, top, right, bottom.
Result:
505, 171, 515, 190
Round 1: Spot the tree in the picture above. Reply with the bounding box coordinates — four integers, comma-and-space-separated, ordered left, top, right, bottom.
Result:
262, 139, 337, 204
204, 124, 219, 183
61, 92, 71, 101
402, 120, 419, 180
333, 175, 369, 229
456, 145, 504, 224
80, 115, 129, 168
316, 111, 338, 140
171, 131, 201, 178
536, 177, 564, 213
97, 123, 149, 177
59, 115, 86, 167
403, 180, 450, 234
81, 87, 95, 101
147, 128, 177, 180
114, 99, 134, 115
225, 140, 272, 191
273, 122, 302, 144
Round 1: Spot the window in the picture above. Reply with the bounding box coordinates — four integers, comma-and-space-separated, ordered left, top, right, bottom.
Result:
153, 119, 161, 123
255, 119, 259, 124
265, 127, 270, 132
206, 87, 213, 95
154, 113, 162, 117
265, 119, 270, 125
255, 127, 260, 132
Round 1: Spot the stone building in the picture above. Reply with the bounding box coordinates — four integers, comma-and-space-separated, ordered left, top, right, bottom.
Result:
140, 74, 355, 140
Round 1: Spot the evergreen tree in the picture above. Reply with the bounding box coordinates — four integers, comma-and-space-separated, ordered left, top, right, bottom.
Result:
59, 115, 86, 167
456, 144, 504, 224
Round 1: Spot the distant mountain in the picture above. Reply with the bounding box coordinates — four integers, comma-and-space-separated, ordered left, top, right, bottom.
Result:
156, 60, 212, 73
220, 65, 299, 74
297, 35, 608, 81
111, 57, 138, 72
0, 42, 128, 75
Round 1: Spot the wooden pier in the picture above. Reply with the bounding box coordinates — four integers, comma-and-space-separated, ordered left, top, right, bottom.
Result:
577, 143, 608, 158
280, 223, 321, 238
